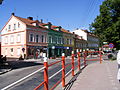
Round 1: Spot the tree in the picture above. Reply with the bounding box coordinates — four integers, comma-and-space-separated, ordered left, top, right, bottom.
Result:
91, 0, 120, 49
0, 0, 3, 4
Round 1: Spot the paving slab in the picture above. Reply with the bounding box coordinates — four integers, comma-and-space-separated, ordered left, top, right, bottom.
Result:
70, 61, 120, 90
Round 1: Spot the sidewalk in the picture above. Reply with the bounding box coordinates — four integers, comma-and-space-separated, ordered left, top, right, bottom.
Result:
69, 61, 120, 90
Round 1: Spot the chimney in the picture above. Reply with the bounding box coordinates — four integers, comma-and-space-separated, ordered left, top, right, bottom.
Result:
12, 13, 15, 16
40, 19, 43, 23
27, 17, 33, 20
67, 30, 70, 32
73, 32, 75, 34
58, 26, 62, 31
48, 22, 52, 29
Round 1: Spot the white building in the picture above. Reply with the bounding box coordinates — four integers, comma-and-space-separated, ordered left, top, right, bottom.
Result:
73, 29, 99, 50
1, 13, 48, 59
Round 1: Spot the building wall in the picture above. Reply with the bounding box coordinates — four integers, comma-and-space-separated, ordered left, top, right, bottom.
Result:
73, 29, 87, 40
1, 16, 26, 58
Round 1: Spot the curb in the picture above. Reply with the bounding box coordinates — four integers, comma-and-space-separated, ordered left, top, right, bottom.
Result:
0, 69, 12, 75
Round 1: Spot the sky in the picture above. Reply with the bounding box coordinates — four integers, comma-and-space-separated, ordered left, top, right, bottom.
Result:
0, 0, 104, 31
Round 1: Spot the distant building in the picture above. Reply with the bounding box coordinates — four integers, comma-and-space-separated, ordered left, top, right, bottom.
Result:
73, 33, 87, 51
73, 29, 99, 50
1, 13, 48, 59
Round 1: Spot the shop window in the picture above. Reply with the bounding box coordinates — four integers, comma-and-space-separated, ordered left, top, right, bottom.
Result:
11, 48, 14, 56
5, 48, 7, 55
17, 48, 21, 56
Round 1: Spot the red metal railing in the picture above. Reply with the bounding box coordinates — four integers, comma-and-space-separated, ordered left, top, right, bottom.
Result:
34, 51, 82, 90
83, 51, 102, 65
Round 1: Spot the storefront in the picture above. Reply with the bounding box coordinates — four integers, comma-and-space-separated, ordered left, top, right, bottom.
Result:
27, 46, 47, 59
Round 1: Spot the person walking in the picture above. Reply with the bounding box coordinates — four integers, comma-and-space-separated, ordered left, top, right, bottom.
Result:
117, 50, 120, 83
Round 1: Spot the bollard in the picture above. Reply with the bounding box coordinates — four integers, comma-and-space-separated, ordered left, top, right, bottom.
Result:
62, 53, 65, 87
71, 51, 74, 76
99, 51, 102, 64
43, 53, 48, 90
78, 52, 81, 71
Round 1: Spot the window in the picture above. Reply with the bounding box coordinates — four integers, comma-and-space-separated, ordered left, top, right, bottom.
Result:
10, 35, 14, 43
41, 35, 44, 43
14, 24, 16, 30
67, 39, 69, 44
8, 25, 11, 30
36, 35, 39, 43
18, 22, 20, 28
29, 34, 34, 42
17, 48, 21, 56
11, 48, 13, 56
49, 36, 52, 43
5, 36, 8, 44
5, 48, 7, 55
70, 39, 72, 45
17, 34, 21, 42
62, 38, 64, 44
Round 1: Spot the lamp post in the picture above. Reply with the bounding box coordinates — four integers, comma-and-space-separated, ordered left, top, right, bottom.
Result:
52, 46, 55, 58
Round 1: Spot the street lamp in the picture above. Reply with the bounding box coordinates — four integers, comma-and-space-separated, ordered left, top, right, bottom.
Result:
52, 46, 55, 58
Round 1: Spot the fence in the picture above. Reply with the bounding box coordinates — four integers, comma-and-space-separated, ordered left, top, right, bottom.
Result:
34, 51, 86, 90
1, 50, 102, 90
83, 51, 102, 66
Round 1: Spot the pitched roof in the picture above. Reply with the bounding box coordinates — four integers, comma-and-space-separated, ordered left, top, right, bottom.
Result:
14, 16, 48, 29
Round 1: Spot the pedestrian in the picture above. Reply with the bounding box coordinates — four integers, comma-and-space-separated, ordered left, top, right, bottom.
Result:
117, 50, 120, 83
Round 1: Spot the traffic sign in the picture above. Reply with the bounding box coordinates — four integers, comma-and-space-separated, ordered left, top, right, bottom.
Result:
109, 43, 114, 48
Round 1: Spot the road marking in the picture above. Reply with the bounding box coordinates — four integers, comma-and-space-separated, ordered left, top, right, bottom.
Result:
1, 67, 45, 90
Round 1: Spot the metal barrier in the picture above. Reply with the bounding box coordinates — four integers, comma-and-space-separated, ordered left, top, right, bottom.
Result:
83, 51, 102, 66
34, 51, 82, 90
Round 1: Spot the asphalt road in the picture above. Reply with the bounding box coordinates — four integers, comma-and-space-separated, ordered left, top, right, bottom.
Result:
0, 55, 104, 90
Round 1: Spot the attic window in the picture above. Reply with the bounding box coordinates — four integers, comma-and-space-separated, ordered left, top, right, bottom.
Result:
18, 22, 20, 28
8, 25, 11, 30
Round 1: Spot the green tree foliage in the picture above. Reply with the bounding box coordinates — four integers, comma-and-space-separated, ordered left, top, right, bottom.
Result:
91, 0, 120, 49
0, 0, 3, 4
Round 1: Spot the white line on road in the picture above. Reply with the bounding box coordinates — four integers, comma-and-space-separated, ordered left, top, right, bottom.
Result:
1, 67, 45, 90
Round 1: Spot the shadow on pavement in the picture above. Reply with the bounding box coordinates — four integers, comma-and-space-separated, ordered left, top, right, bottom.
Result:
64, 66, 86, 90
7, 61, 43, 69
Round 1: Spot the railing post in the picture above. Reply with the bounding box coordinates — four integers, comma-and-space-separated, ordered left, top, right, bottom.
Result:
62, 53, 65, 87
99, 51, 102, 64
83, 50, 86, 67
71, 51, 74, 76
78, 52, 80, 71
43, 53, 48, 90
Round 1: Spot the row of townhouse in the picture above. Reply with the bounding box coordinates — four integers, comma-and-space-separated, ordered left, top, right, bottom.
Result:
0, 13, 99, 59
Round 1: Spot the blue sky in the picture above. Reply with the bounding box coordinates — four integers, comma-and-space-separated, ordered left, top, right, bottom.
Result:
0, 0, 104, 31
